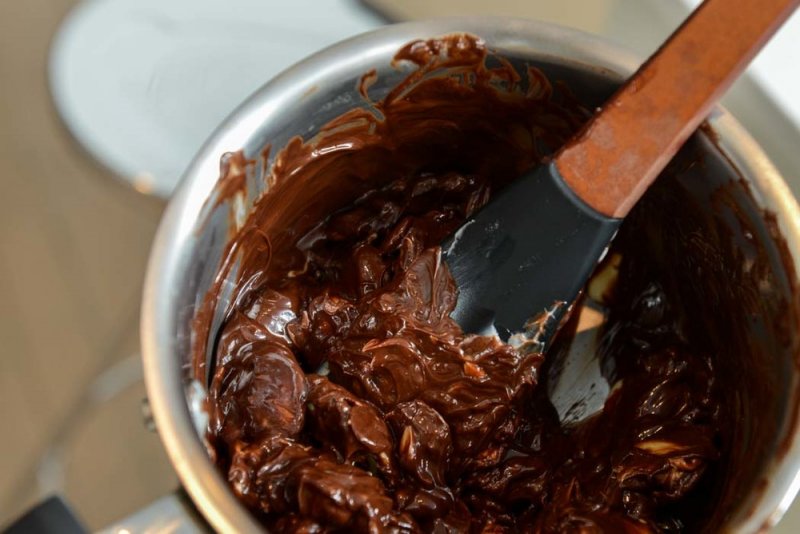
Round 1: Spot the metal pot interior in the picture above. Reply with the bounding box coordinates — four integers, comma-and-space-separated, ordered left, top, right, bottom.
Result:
145, 21, 800, 533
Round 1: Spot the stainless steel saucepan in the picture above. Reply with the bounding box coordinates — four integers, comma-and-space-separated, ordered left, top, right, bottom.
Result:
139, 18, 800, 533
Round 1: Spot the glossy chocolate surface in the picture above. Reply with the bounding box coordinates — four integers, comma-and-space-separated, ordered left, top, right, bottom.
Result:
195, 35, 799, 532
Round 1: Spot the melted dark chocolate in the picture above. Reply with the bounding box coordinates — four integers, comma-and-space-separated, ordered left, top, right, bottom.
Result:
195, 35, 800, 533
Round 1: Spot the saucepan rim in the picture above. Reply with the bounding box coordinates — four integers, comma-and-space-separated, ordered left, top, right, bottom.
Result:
141, 16, 800, 533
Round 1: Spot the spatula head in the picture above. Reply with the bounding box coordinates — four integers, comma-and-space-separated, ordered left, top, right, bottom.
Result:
441, 162, 620, 345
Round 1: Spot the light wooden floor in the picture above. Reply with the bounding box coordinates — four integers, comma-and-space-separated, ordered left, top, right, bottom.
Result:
1, 0, 799, 532
0, 1, 176, 529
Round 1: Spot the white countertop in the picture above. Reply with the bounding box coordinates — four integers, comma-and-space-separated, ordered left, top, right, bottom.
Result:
49, 0, 383, 197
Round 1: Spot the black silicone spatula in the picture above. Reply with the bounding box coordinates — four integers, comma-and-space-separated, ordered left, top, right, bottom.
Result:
443, 0, 798, 344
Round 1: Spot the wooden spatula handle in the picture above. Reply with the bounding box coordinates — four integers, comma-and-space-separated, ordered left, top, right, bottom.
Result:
555, 0, 798, 218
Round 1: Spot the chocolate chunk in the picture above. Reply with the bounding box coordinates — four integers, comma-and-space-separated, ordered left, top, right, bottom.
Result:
386, 400, 452, 487
210, 332, 307, 444
306, 375, 397, 480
